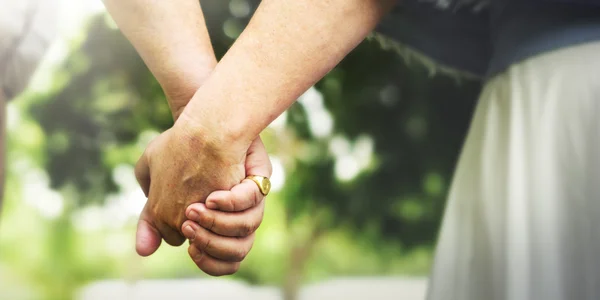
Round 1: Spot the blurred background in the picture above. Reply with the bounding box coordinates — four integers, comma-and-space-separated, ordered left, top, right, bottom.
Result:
0, 0, 482, 299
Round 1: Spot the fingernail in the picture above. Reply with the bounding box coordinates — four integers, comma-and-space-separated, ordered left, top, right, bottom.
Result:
190, 246, 204, 261
188, 210, 199, 221
206, 201, 217, 209
183, 225, 196, 241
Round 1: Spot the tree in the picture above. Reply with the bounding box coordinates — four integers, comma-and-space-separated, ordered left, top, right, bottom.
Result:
26, 3, 482, 299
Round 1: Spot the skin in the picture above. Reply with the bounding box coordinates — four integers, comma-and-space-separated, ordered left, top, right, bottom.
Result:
106, 0, 396, 275
103, 0, 271, 275
176, 0, 397, 272
102, 0, 216, 119
181, 0, 398, 144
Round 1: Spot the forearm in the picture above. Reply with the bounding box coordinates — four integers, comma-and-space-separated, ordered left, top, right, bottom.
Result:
103, 0, 216, 117
182, 0, 396, 144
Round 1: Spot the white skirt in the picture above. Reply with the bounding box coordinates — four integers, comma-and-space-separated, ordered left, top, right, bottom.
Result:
427, 41, 600, 300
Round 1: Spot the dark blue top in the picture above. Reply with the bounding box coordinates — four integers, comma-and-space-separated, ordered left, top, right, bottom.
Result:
376, 0, 600, 78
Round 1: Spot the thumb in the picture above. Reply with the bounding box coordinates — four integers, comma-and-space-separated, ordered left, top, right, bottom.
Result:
135, 149, 151, 197
245, 137, 273, 178
205, 137, 272, 211
136, 203, 162, 257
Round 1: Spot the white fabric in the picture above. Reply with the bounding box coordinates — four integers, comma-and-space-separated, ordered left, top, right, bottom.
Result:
0, 0, 56, 99
427, 41, 600, 300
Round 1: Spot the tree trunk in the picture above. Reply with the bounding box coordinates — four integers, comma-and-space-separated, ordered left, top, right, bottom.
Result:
282, 225, 324, 300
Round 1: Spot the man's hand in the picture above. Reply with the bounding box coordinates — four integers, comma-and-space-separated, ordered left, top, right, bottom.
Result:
134, 115, 255, 256
103, 0, 273, 274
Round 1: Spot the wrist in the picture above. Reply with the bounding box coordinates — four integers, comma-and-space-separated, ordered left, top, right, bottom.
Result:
176, 106, 254, 159
178, 83, 261, 148
160, 55, 217, 120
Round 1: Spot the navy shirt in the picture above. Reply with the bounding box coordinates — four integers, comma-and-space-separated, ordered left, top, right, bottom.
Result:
376, 0, 600, 78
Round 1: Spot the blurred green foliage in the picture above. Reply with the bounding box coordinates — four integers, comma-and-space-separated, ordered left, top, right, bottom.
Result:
0, 1, 482, 299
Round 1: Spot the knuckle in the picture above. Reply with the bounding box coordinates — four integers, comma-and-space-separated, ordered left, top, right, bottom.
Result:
149, 203, 162, 220
188, 246, 204, 264
202, 236, 212, 252
146, 136, 158, 151
202, 266, 223, 277
135, 153, 145, 167
203, 262, 240, 277
228, 263, 241, 275
199, 212, 217, 232
191, 231, 210, 251
258, 203, 266, 221
208, 215, 217, 232
232, 247, 248, 262
253, 189, 262, 206
241, 221, 257, 236
229, 196, 237, 212
206, 264, 240, 276
255, 216, 264, 229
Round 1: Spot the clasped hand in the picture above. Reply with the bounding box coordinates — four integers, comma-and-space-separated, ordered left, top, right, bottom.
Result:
134, 113, 271, 276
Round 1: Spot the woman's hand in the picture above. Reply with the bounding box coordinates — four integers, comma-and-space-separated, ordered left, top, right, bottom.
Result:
182, 137, 271, 276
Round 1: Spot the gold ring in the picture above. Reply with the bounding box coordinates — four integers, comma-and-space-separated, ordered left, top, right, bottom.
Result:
246, 175, 271, 196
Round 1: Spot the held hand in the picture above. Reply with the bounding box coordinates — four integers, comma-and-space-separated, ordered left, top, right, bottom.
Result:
182, 137, 272, 276
133, 116, 251, 256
